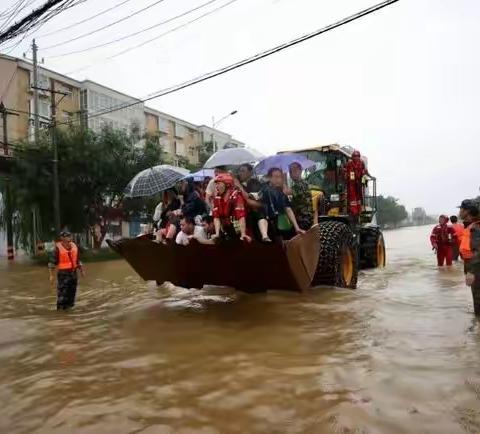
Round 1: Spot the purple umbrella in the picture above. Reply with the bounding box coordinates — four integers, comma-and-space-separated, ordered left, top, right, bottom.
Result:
254, 153, 316, 175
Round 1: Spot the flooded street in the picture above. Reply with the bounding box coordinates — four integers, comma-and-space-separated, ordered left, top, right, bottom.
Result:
0, 225, 479, 434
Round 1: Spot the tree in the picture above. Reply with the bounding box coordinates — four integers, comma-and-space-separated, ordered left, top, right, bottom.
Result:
198, 140, 214, 167
377, 195, 408, 228
0, 126, 163, 251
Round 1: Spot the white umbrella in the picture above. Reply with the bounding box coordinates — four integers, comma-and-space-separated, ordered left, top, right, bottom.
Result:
124, 165, 190, 197
203, 147, 264, 169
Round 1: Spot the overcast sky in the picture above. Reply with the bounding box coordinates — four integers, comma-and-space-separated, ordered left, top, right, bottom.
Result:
2, 0, 479, 215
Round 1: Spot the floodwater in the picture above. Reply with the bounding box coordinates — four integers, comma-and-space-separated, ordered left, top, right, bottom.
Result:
0, 226, 479, 434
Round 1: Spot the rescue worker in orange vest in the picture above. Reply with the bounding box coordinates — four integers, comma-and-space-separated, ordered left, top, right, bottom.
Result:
449, 215, 463, 261
458, 199, 480, 315
48, 231, 84, 310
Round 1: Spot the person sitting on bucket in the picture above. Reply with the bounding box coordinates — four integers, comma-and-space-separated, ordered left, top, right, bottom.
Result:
212, 173, 251, 242
189, 215, 216, 245
48, 231, 85, 310
175, 216, 207, 246
259, 167, 305, 240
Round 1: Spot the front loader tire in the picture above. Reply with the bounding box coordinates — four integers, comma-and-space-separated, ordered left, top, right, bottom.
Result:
311, 221, 358, 289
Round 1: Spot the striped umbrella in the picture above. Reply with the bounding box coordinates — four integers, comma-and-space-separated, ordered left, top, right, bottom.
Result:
124, 165, 190, 198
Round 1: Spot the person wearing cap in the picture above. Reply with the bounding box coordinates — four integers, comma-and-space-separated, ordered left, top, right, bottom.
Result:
344, 150, 368, 216
48, 231, 84, 310
430, 215, 457, 266
458, 199, 480, 315
288, 162, 314, 230
212, 173, 251, 242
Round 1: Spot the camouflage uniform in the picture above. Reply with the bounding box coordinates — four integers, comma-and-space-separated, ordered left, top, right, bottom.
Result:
291, 180, 313, 231
49, 246, 81, 310
56, 271, 78, 310
465, 221, 480, 315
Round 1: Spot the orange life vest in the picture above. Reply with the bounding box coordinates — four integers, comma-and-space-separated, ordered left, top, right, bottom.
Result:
56, 242, 79, 271
460, 222, 479, 260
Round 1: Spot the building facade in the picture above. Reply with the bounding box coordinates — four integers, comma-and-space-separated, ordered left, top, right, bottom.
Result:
0, 54, 246, 166
0, 54, 82, 145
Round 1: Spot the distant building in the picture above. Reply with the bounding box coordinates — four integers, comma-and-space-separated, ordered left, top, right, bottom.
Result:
80, 80, 144, 134
0, 54, 247, 167
198, 125, 245, 152
144, 107, 201, 166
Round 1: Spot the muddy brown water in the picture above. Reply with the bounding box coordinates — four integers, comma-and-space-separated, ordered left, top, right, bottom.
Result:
0, 226, 479, 434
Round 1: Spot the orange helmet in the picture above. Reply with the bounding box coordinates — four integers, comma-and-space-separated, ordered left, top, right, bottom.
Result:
214, 173, 234, 186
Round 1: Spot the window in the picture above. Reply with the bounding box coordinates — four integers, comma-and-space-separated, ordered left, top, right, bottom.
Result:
175, 124, 187, 138
158, 117, 170, 133
62, 111, 72, 123
175, 141, 186, 156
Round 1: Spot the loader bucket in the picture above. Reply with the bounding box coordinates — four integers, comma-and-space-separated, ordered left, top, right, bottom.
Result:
107, 226, 320, 292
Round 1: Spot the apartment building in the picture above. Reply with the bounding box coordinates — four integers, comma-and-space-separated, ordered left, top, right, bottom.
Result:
197, 125, 245, 151
0, 54, 246, 166
145, 107, 202, 166
80, 80, 144, 134
0, 54, 81, 144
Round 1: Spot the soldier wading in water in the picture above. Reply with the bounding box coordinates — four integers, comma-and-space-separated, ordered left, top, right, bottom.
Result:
48, 231, 85, 310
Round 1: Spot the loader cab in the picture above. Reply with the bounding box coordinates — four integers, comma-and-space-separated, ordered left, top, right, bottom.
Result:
280, 144, 377, 225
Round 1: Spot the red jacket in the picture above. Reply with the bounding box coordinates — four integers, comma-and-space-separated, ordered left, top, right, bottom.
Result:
213, 188, 246, 225
430, 224, 456, 247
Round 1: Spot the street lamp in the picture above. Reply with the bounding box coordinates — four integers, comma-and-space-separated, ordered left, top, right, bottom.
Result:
211, 110, 238, 152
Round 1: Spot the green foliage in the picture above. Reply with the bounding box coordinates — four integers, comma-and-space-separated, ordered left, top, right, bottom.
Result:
377, 195, 408, 228
0, 126, 163, 251
176, 155, 197, 172
198, 140, 214, 167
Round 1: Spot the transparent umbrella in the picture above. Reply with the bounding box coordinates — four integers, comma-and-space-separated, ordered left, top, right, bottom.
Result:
203, 147, 264, 169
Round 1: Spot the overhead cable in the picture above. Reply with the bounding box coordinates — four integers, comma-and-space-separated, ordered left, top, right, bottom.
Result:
47, 0, 219, 58
42, 0, 167, 50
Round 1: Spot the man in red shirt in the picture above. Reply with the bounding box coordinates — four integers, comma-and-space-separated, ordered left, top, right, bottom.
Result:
430, 215, 457, 266
212, 173, 251, 242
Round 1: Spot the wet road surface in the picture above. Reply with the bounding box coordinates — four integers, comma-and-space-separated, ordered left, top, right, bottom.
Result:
0, 225, 479, 434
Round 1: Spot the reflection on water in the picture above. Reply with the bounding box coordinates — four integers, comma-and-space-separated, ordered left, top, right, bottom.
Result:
0, 226, 479, 434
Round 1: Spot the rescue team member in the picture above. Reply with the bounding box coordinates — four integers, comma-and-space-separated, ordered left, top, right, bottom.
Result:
430, 215, 457, 266
450, 215, 464, 261
344, 150, 368, 216
212, 173, 251, 242
48, 231, 84, 310
458, 199, 480, 315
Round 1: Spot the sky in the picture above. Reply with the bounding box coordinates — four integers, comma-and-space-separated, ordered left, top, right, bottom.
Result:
1, 0, 479, 216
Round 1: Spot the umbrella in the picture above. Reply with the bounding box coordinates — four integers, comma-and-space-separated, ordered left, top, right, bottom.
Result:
254, 153, 316, 175
187, 168, 215, 181
124, 165, 190, 197
203, 147, 264, 169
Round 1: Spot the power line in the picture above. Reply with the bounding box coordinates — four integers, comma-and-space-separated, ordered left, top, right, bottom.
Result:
38, 0, 135, 38
0, 0, 86, 45
66, 0, 239, 74
42, 0, 167, 50
71, 0, 401, 125
47, 0, 219, 58
12, 0, 400, 143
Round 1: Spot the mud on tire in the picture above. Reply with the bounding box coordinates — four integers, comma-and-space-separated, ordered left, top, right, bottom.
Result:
312, 221, 358, 289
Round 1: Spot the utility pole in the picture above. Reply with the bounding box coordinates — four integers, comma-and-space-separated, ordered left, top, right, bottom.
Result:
32, 39, 40, 145
0, 102, 19, 261
50, 79, 61, 234
31, 78, 68, 235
